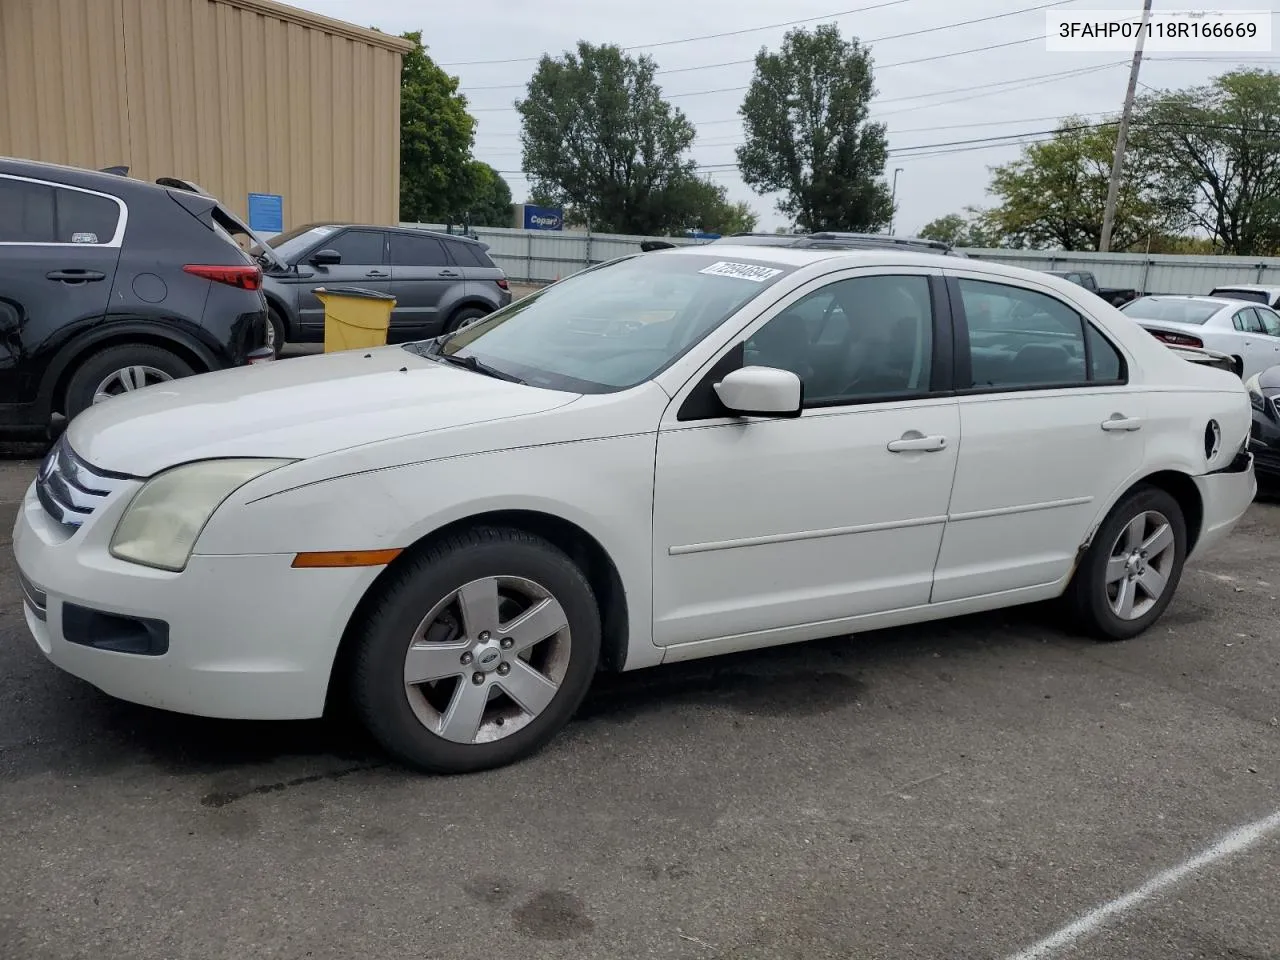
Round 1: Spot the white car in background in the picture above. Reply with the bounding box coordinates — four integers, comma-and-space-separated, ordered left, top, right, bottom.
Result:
14, 248, 1256, 774
1208, 284, 1280, 310
1120, 294, 1280, 379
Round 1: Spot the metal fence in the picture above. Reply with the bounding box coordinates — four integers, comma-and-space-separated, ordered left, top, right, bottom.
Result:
401, 222, 1280, 294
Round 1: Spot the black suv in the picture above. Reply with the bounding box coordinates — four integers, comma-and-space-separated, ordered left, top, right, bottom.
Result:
0, 158, 270, 435
252, 223, 514, 351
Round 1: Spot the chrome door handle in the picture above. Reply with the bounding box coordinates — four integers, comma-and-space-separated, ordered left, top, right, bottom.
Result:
886, 433, 948, 453
1101, 415, 1143, 432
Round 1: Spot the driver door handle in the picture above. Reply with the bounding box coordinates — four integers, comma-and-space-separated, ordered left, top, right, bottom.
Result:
1101, 415, 1143, 432
47, 269, 105, 282
366, 270, 389, 278
886, 432, 948, 453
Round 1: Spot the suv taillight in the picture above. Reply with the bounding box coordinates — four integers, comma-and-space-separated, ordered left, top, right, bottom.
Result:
183, 264, 263, 291
496, 278, 509, 290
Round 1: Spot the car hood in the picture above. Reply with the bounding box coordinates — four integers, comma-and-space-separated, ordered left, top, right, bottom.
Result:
66, 346, 580, 476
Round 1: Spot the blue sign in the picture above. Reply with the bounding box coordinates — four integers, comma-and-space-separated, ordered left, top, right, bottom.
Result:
523, 205, 563, 231
687, 230, 722, 240
247, 192, 284, 234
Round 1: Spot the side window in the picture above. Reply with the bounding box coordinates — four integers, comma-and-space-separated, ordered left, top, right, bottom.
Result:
744, 274, 933, 405
957, 278, 1088, 388
389, 232, 450, 267
1244, 308, 1269, 335
447, 241, 488, 268
1086, 323, 1125, 381
327, 229, 385, 265
1231, 309, 1263, 333
0, 178, 56, 242
54, 188, 120, 244
1256, 308, 1280, 337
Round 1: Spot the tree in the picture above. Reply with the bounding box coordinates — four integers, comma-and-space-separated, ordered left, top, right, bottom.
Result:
982, 117, 1178, 251
398, 32, 477, 224
674, 178, 759, 234
918, 206, 996, 247
462, 161, 513, 226
1138, 69, 1280, 255
736, 24, 892, 232
516, 42, 705, 235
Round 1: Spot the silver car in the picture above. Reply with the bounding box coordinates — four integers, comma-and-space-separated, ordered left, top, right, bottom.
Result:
252, 223, 513, 353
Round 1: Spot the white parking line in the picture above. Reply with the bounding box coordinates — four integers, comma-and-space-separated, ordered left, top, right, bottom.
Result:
1006, 809, 1280, 960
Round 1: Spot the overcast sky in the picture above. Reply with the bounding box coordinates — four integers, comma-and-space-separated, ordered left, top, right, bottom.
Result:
298, 0, 1274, 234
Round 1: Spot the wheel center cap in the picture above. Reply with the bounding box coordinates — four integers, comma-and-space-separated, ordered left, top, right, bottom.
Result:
472, 641, 503, 673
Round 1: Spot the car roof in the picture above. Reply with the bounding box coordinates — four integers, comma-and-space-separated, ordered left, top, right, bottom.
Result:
711, 231, 957, 254
0, 155, 162, 197
1130, 295, 1237, 308
1208, 283, 1280, 292
654, 244, 1029, 278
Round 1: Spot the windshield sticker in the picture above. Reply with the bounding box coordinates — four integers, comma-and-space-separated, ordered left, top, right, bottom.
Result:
698, 261, 784, 282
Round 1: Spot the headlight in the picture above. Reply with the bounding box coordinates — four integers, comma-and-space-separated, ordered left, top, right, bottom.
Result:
1245, 374, 1266, 412
110, 458, 294, 571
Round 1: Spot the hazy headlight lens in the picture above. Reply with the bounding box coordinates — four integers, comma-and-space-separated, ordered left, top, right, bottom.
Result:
110, 459, 293, 571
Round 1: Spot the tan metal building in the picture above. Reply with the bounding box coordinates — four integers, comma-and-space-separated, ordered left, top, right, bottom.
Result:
0, 0, 413, 230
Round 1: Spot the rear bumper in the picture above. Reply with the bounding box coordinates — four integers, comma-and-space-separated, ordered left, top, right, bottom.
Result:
1189, 452, 1257, 560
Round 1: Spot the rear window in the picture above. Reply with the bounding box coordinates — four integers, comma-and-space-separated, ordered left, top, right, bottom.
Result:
1120, 298, 1219, 325
389, 232, 449, 267
1210, 287, 1269, 304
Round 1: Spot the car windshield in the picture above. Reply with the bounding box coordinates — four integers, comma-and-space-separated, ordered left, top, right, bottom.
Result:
411, 253, 795, 393
1120, 298, 1219, 325
1209, 287, 1268, 304
251, 223, 342, 262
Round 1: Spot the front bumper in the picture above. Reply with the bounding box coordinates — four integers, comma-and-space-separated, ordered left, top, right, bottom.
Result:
13, 479, 379, 720
1188, 452, 1258, 560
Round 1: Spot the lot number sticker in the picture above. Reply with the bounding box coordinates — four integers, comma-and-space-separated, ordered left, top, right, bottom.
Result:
698, 261, 784, 282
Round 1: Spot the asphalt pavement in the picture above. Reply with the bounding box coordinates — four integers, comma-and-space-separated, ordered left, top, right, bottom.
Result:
0, 448, 1276, 960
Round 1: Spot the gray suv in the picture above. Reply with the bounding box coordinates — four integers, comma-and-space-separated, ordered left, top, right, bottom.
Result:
252, 223, 512, 352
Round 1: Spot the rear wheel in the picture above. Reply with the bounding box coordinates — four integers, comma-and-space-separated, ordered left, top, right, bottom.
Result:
1064, 485, 1187, 641
445, 306, 489, 333
265, 307, 286, 357
349, 526, 601, 774
63, 344, 195, 420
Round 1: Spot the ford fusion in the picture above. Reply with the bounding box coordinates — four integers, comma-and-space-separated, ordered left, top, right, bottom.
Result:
14, 247, 1257, 773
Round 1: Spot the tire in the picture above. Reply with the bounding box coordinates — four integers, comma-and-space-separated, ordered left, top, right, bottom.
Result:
1064, 484, 1187, 641
445, 306, 489, 333
265, 306, 287, 357
63, 344, 196, 420
349, 526, 601, 774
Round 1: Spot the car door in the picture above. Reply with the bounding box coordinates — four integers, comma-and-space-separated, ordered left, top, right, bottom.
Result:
0, 175, 123, 405
295, 227, 391, 335
650, 268, 961, 649
387, 231, 457, 339
931, 272, 1146, 603
1229, 307, 1275, 379
1247, 307, 1280, 369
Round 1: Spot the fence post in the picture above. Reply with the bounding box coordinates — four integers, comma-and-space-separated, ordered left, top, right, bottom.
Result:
526, 232, 534, 283
585, 220, 592, 272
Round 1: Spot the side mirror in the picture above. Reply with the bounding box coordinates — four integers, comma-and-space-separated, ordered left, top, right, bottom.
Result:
713, 366, 803, 418
310, 248, 341, 266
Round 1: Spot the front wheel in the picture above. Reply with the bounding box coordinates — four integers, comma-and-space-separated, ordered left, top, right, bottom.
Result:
62, 344, 195, 420
1065, 485, 1187, 641
349, 527, 601, 774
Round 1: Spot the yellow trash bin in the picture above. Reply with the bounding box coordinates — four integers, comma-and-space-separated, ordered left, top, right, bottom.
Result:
313, 286, 397, 353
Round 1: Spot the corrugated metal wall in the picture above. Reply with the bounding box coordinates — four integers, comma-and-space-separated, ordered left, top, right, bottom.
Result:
0, 0, 407, 227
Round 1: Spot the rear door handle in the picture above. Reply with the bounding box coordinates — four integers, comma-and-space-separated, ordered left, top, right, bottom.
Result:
46, 269, 105, 283
886, 432, 948, 453
366, 270, 389, 278
1101, 415, 1143, 432
440, 269, 460, 278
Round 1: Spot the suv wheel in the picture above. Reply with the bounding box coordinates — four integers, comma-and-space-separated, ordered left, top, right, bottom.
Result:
446, 306, 489, 333
64, 344, 195, 420
265, 307, 286, 357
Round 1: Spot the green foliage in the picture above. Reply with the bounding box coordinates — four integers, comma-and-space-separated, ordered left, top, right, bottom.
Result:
672, 178, 759, 235
736, 24, 892, 232
397, 32, 477, 224
516, 41, 706, 235
463, 161, 514, 227
983, 117, 1177, 251
918, 207, 996, 247
1137, 69, 1280, 255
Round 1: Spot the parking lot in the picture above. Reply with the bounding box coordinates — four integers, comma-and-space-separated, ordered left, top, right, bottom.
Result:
0, 447, 1276, 960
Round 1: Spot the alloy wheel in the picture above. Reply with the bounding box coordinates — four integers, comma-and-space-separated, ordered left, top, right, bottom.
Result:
1105, 510, 1176, 620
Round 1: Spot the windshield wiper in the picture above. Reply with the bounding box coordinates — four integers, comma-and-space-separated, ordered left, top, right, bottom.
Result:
434, 351, 525, 384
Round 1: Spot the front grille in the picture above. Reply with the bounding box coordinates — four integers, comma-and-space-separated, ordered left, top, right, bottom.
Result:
35, 435, 127, 529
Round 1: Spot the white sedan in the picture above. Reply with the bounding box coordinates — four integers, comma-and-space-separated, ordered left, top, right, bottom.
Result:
14, 248, 1257, 773
1119, 294, 1280, 379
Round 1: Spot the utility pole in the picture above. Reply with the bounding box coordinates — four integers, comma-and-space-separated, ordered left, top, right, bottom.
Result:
1099, 0, 1154, 252
888, 167, 903, 234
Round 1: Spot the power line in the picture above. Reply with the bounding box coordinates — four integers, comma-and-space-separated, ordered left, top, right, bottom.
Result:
437, 0, 913, 67
443, 0, 1081, 70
